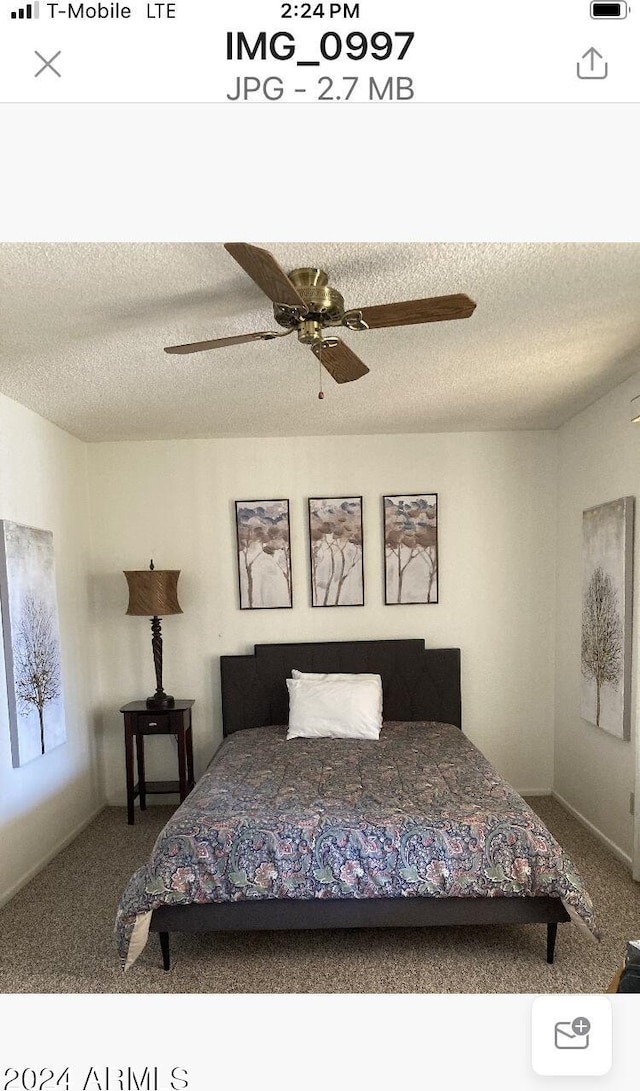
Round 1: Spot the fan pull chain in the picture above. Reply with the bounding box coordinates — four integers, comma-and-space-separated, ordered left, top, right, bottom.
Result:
318, 344, 324, 400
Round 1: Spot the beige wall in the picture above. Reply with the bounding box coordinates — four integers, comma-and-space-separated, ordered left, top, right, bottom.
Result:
87, 430, 558, 804
555, 372, 640, 865
0, 393, 100, 905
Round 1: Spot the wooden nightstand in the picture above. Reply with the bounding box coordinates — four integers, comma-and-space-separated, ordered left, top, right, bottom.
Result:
120, 700, 195, 824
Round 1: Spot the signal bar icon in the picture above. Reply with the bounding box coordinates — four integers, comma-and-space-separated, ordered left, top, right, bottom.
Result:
11, 1, 40, 15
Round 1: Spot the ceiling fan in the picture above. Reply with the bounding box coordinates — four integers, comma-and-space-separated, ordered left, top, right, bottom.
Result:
164, 243, 477, 386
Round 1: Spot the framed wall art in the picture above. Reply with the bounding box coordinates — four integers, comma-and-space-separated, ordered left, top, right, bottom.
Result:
235, 499, 293, 609
581, 496, 634, 739
383, 493, 438, 605
308, 496, 364, 607
0, 520, 66, 767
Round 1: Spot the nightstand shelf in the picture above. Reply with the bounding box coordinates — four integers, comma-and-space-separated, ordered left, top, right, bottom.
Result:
120, 699, 195, 825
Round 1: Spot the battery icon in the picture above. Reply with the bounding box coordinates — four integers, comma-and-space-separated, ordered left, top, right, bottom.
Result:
591, 2, 628, 16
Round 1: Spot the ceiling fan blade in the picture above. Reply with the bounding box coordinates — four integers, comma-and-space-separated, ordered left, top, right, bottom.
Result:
165, 330, 282, 354
224, 243, 308, 309
311, 339, 370, 384
356, 293, 476, 330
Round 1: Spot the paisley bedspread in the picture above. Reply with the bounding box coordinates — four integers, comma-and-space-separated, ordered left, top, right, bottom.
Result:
115, 722, 599, 969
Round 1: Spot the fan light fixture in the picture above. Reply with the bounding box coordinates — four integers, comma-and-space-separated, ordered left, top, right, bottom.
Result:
124, 560, 182, 709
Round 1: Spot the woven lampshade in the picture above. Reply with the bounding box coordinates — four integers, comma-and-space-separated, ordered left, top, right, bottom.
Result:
124, 568, 182, 617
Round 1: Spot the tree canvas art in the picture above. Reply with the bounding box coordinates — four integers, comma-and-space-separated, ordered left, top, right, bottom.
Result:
581, 497, 634, 740
308, 497, 364, 607
384, 494, 438, 604
0, 521, 66, 766
235, 500, 293, 609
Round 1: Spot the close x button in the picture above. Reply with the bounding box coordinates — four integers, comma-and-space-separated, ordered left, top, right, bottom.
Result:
34, 49, 61, 77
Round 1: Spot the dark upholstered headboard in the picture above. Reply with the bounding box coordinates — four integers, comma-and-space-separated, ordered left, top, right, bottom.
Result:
220, 639, 461, 736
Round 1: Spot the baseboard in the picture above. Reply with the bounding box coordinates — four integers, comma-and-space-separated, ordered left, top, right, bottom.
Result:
518, 788, 553, 797
552, 790, 632, 869
0, 803, 106, 908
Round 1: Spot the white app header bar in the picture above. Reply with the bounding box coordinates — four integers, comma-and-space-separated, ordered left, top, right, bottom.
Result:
0, 0, 639, 103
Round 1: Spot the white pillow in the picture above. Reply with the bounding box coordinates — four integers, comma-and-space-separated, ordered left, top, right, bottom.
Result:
291, 669, 383, 718
286, 677, 382, 740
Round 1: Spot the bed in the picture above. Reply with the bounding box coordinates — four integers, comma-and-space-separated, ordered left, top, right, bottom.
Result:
115, 639, 598, 972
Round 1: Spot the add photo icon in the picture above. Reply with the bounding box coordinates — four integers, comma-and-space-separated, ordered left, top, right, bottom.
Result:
532, 997, 611, 1076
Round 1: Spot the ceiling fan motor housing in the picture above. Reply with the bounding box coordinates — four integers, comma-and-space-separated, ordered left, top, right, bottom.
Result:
273, 269, 346, 337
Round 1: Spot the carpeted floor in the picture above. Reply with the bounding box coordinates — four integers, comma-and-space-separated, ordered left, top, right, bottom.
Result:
0, 797, 638, 993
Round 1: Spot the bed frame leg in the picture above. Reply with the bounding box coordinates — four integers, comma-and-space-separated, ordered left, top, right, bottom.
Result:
159, 931, 171, 971
546, 923, 558, 964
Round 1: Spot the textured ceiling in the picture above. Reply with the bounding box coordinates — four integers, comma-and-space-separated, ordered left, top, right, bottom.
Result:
1, 241, 639, 443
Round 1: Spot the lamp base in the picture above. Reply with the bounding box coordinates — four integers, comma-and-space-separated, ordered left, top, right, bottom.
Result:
146, 694, 175, 710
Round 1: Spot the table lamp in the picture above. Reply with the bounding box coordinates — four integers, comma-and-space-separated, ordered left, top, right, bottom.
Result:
124, 559, 182, 709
